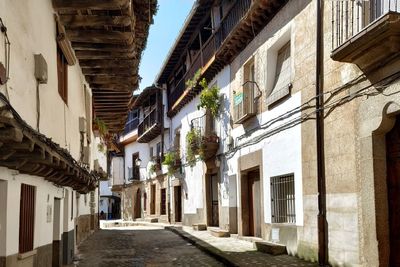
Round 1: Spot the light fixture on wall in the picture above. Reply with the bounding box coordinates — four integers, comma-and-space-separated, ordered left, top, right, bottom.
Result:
135, 158, 142, 167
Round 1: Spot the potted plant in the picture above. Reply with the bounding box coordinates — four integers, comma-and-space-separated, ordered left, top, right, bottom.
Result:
197, 78, 220, 118
186, 128, 201, 167
163, 151, 181, 175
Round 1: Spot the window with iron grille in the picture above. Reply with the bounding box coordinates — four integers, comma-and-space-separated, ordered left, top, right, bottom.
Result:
270, 174, 295, 224
19, 184, 35, 253
160, 188, 166, 215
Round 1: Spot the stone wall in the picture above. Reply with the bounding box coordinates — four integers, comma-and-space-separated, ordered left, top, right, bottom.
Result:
76, 215, 91, 245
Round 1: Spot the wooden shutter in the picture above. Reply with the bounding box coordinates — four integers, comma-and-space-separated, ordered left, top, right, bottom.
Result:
19, 184, 35, 253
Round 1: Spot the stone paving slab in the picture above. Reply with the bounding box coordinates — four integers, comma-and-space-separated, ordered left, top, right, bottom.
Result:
165, 225, 319, 267
93, 221, 319, 267
70, 225, 224, 267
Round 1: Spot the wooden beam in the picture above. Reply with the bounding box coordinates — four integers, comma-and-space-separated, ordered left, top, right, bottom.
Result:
86, 76, 137, 84
66, 29, 133, 44
0, 127, 23, 143
72, 42, 134, 52
75, 50, 136, 60
59, 15, 131, 28
52, 0, 129, 11
90, 86, 132, 92
80, 59, 138, 68
82, 68, 137, 76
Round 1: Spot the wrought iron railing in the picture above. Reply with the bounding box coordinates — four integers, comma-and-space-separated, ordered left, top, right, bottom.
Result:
168, 0, 252, 108
332, 0, 400, 49
128, 166, 140, 181
233, 82, 257, 124
138, 106, 161, 137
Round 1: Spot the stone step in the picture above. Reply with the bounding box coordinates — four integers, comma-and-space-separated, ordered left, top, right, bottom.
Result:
145, 218, 159, 223
236, 235, 263, 243
209, 228, 230, 238
254, 241, 287, 255
192, 223, 207, 231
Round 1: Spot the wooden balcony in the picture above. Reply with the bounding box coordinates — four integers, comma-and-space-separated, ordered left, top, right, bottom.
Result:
137, 107, 162, 143
163, 0, 286, 117
331, 1, 400, 74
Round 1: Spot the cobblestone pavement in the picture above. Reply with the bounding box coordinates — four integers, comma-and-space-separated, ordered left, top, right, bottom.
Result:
73, 225, 224, 267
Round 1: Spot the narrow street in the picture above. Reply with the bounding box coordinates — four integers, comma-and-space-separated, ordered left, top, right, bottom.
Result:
73, 226, 223, 267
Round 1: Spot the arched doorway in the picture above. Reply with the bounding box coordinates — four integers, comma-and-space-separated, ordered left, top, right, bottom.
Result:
386, 117, 400, 266
134, 189, 141, 219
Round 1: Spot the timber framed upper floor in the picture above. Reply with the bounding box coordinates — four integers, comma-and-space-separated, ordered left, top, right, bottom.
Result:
155, 0, 287, 117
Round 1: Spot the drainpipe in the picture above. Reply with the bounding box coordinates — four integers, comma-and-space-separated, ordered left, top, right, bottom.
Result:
316, 0, 328, 265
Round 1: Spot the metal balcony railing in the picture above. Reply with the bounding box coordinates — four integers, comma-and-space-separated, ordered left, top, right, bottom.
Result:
138, 106, 162, 137
233, 82, 257, 124
332, 0, 400, 49
168, 0, 252, 108
128, 166, 140, 181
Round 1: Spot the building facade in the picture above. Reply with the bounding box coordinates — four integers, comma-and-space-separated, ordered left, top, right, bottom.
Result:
0, 0, 155, 266
105, 0, 400, 266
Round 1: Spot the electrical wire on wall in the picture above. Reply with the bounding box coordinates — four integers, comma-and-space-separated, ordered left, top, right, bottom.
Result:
224, 70, 400, 160
0, 17, 11, 100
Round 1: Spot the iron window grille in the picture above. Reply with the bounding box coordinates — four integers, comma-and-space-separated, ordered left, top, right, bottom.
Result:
271, 174, 296, 224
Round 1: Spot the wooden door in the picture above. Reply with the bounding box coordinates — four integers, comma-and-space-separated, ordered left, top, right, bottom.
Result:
150, 185, 156, 214
386, 118, 400, 266
174, 186, 182, 222
135, 189, 141, 219
248, 170, 261, 237
210, 174, 219, 227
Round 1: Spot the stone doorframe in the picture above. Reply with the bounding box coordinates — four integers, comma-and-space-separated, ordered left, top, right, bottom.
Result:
237, 149, 264, 238
358, 101, 400, 266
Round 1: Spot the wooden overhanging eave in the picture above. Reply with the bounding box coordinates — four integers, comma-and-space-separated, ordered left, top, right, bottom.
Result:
52, 0, 157, 133
0, 108, 98, 193
164, 0, 287, 117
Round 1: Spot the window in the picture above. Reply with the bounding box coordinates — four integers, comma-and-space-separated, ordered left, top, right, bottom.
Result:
156, 142, 161, 158
270, 174, 295, 224
160, 188, 166, 215
131, 153, 140, 180
19, 184, 35, 253
233, 58, 257, 124
57, 45, 68, 104
266, 41, 291, 106
150, 146, 154, 159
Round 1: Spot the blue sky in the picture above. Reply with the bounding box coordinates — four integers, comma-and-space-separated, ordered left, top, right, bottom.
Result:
138, 0, 195, 92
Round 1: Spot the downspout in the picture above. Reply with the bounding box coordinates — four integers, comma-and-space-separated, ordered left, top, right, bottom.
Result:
316, 0, 328, 265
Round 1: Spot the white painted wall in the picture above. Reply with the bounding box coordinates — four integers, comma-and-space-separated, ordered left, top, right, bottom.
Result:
170, 94, 205, 214
112, 157, 124, 186
227, 92, 303, 225
100, 181, 112, 196
124, 141, 150, 182
0, 167, 65, 256
0, 0, 105, 257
